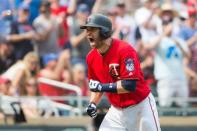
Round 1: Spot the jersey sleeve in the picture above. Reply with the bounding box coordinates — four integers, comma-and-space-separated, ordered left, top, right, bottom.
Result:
119, 46, 141, 80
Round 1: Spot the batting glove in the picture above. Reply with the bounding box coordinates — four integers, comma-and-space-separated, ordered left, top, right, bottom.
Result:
89, 79, 102, 92
86, 103, 97, 118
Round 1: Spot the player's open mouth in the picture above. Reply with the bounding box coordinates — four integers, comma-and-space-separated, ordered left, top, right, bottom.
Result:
88, 37, 95, 43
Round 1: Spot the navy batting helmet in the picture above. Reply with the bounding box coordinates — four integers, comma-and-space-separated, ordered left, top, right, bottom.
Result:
80, 13, 112, 39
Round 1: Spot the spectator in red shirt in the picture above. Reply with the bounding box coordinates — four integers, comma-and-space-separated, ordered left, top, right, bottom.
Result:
50, 0, 77, 48
187, 0, 197, 15
0, 77, 11, 95
38, 50, 71, 97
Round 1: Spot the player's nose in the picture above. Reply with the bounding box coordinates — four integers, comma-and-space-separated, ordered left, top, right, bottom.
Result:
86, 31, 92, 37
85, 29, 90, 35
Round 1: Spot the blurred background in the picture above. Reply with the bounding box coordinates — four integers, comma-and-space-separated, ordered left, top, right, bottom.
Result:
0, 0, 197, 131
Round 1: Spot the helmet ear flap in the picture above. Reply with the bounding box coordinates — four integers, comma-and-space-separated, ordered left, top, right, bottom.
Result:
100, 28, 112, 39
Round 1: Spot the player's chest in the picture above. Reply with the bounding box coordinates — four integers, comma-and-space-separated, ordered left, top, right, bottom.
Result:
92, 55, 120, 82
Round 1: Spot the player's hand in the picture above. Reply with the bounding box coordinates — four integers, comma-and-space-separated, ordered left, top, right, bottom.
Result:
89, 79, 102, 92
86, 103, 97, 118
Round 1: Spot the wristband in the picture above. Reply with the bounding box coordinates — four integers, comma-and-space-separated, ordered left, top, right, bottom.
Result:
100, 83, 117, 93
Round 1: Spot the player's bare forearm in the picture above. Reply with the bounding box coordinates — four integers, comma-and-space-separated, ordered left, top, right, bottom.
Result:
90, 92, 103, 105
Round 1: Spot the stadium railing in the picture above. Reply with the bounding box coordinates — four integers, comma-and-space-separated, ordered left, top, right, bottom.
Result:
38, 77, 83, 115
1, 78, 197, 125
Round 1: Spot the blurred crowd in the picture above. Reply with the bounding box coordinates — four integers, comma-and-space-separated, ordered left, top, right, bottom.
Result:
0, 0, 197, 118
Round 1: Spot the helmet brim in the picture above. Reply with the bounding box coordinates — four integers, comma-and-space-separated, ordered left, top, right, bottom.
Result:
80, 24, 102, 29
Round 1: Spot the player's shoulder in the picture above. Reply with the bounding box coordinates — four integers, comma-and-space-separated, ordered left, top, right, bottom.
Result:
86, 48, 97, 62
113, 38, 135, 52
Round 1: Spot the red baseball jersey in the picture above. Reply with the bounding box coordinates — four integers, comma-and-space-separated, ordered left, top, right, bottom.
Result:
86, 38, 151, 108
51, 6, 69, 47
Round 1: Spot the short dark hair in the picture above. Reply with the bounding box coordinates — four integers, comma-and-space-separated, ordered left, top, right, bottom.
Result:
116, 1, 125, 8
40, 1, 51, 9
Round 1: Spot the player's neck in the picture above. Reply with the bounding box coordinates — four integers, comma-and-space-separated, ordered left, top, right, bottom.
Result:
97, 38, 113, 56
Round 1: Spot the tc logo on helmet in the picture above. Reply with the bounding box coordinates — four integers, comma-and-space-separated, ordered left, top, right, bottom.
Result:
86, 17, 92, 24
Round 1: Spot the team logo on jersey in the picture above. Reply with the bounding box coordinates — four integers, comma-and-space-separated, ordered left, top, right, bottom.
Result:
125, 58, 134, 72
109, 63, 120, 78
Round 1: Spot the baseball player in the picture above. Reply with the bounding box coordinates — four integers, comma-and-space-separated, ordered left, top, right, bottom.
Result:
80, 13, 161, 131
